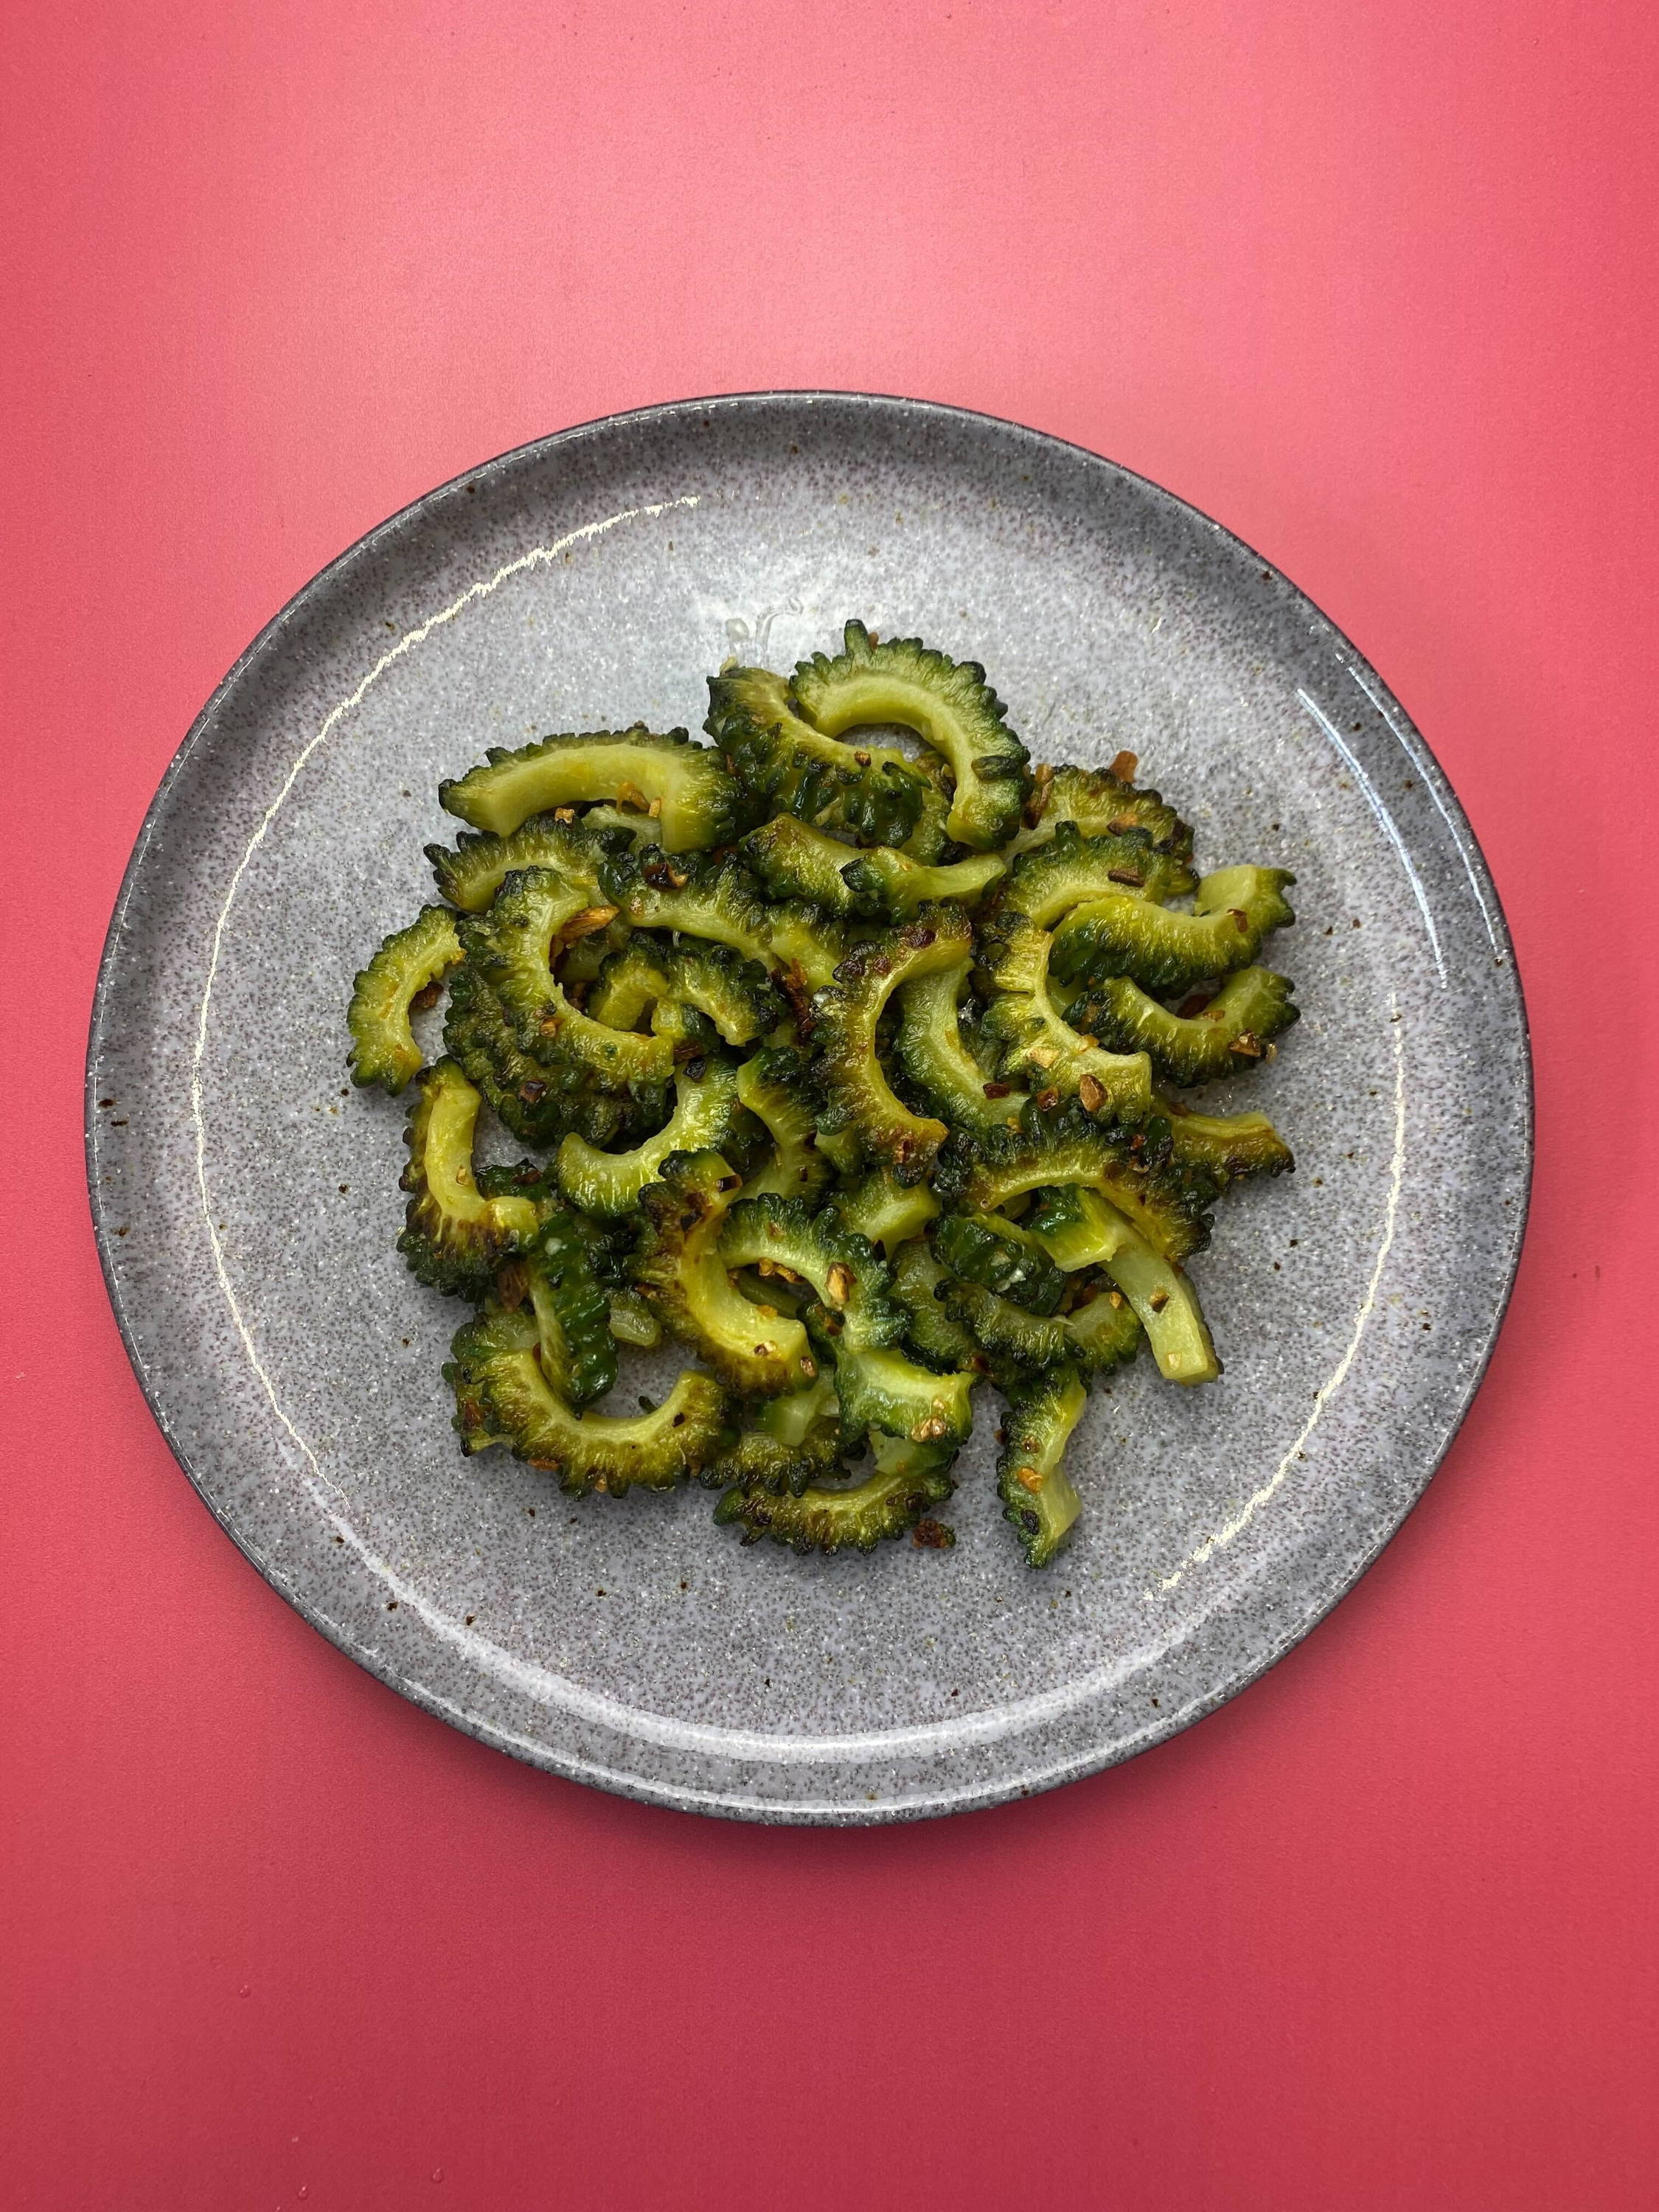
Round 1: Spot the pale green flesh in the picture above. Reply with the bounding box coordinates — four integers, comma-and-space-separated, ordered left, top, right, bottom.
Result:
447, 745, 716, 849
1026, 1189, 1217, 1385
422, 1070, 538, 1240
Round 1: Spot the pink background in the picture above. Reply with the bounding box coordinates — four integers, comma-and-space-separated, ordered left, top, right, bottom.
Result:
5, 4, 1656, 2205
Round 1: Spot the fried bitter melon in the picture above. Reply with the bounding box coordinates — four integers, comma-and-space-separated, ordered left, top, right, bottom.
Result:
719, 1194, 975, 1447
556, 1055, 742, 1218
790, 622, 1030, 851
356, 613, 1306, 1568
397, 1058, 543, 1297
426, 812, 622, 915
742, 815, 1005, 921
1049, 866, 1295, 995
1010, 758, 1194, 863
812, 906, 975, 1183
446, 1303, 728, 1492
1071, 969, 1300, 1087
706, 662, 945, 857
714, 1431, 959, 1554
1023, 1184, 1218, 1385
997, 1366, 1089, 1567
347, 907, 463, 1093
635, 1151, 814, 1398
440, 727, 750, 852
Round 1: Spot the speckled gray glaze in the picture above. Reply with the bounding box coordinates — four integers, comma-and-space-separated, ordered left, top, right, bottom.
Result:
86, 394, 1530, 1822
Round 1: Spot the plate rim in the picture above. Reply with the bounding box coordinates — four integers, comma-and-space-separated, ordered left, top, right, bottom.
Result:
85, 389, 1535, 1822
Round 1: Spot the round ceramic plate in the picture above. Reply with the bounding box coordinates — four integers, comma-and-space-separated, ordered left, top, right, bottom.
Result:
87, 394, 1530, 1823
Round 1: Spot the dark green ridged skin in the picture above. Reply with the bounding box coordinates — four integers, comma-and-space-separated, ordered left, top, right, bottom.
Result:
742, 815, 1006, 921
396, 1060, 544, 1299
1048, 866, 1295, 995
931, 1213, 1067, 1316
938, 1277, 1140, 1382
891, 956, 1028, 1146
714, 1436, 958, 1555
935, 1112, 1219, 1264
439, 726, 754, 851
460, 867, 671, 1093
705, 664, 939, 852
425, 813, 625, 915
790, 621, 1030, 851
514, 1208, 620, 1411
810, 906, 975, 1183
734, 1046, 833, 1205
444, 1304, 729, 1494
635, 1150, 813, 1399
1073, 969, 1300, 1086
888, 1242, 983, 1377
996, 1366, 1088, 1567
698, 1380, 844, 1496
589, 937, 782, 1045
1161, 1098, 1295, 1182
992, 821, 1197, 925
347, 906, 463, 1093
443, 959, 656, 1150
1011, 762, 1195, 861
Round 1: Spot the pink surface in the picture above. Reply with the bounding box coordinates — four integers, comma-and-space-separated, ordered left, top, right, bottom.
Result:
4, 4, 1656, 2205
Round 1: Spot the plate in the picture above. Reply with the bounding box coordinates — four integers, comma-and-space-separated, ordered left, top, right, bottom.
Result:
86, 393, 1531, 1823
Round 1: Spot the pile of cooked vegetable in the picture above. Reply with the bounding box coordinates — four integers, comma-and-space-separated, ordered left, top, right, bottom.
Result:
347, 620, 1298, 1565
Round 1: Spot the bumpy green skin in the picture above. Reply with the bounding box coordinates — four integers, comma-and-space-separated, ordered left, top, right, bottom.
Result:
719, 1196, 902, 1357
741, 815, 1005, 921
734, 1048, 832, 1204
811, 906, 975, 1183
892, 958, 1027, 1144
761, 905, 855, 1000
439, 727, 751, 851
519, 1208, 619, 1409
459, 868, 672, 1107
557, 1057, 742, 1218
700, 1377, 843, 1495
938, 1276, 1139, 1380
936, 1116, 1217, 1262
1074, 969, 1300, 1086
599, 846, 779, 964
997, 1367, 1088, 1567
1009, 763, 1194, 863
790, 622, 1030, 850
706, 664, 936, 852
975, 917, 1154, 1122
831, 1168, 940, 1254
889, 1242, 983, 1376
1161, 1098, 1294, 1180
714, 1433, 957, 1554
931, 1213, 1067, 1315
992, 821, 1197, 926
347, 908, 463, 1093
588, 938, 782, 1046
442, 959, 649, 1150
397, 1059, 543, 1298
426, 813, 622, 914
1023, 1184, 1218, 1385
635, 1151, 811, 1398
1050, 866, 1296, 995
445, 1305, 729, 1493
720, 1195, 973, 1445
841, 845, 1006, 919
830, 1346, 976, 1449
